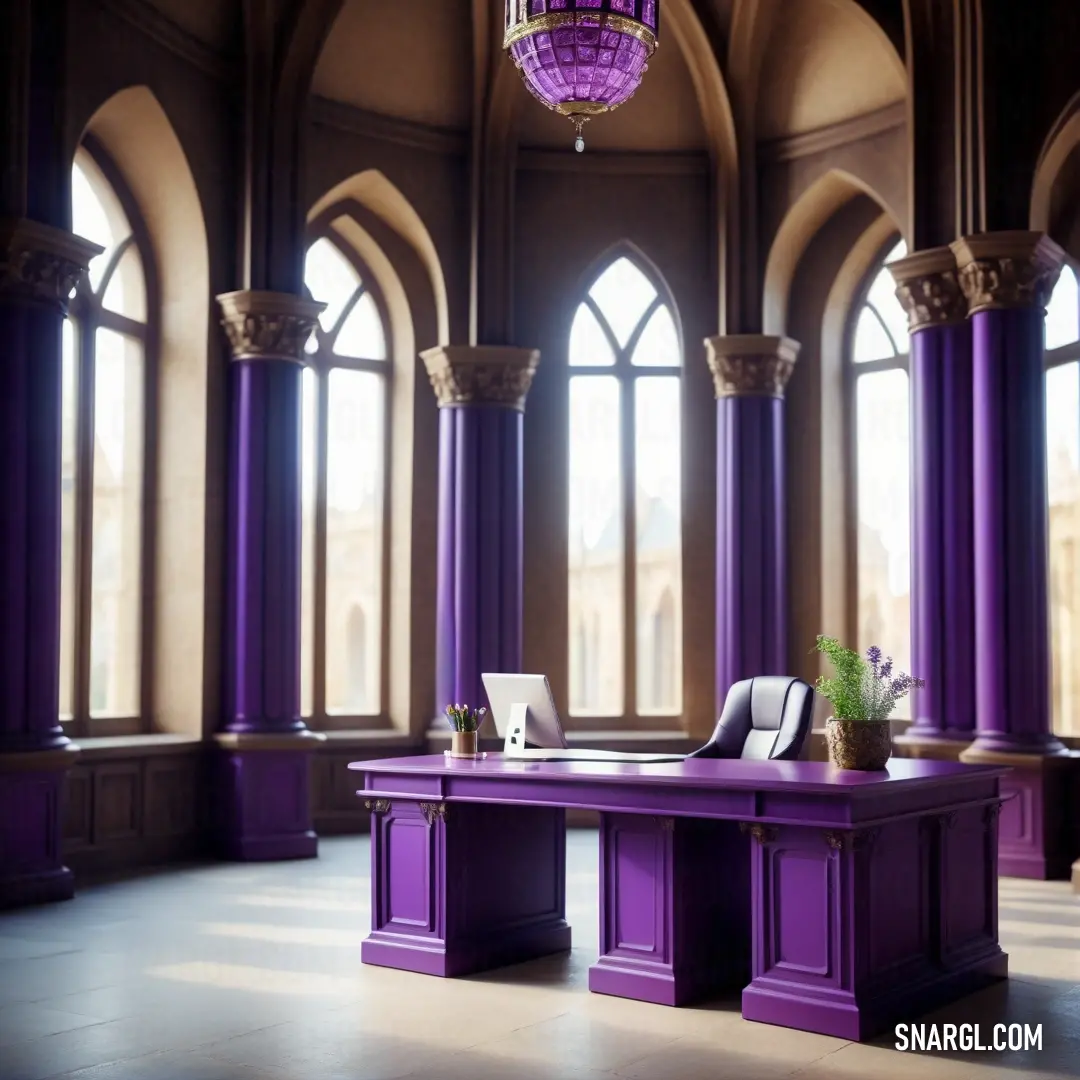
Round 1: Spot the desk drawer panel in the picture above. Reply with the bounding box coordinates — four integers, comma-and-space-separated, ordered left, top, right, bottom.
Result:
373, 802, 442, 939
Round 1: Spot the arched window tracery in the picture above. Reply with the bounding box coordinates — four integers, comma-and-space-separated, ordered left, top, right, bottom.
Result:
567, 255, 683, 719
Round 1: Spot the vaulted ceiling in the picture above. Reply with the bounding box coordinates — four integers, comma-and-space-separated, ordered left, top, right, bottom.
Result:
755, 0, 905, 139
140, 0, 907, 148
140, 0, 237, 50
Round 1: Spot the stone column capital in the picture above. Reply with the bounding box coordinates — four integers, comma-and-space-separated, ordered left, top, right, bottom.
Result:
421, 345, 541, 411
0, 217, 102, 313
704, 335, 800, 399
887, 246, 967, 333
950, 231, 1065, 315
216, 289, 326, 363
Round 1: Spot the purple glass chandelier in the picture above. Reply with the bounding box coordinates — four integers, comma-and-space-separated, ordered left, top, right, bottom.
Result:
504, 0, 660, 152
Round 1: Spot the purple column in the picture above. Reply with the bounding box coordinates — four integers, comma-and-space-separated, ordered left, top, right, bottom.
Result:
705, 336, 799, 710
889, 249, 976, 745
952, 233, 1074, 879
422, 346, 540, 716
215, 290, 327, 861
949, 235, 1065, 755
0, 220, 99, 908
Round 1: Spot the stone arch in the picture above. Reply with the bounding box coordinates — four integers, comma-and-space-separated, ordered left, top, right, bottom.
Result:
77, 85, 213, 738
489, 0, 739, 331
780, 193, 901, 685
570, 239, 686, 357
763, 169, 899, 336
1031, 90, 1080, 245
306, 176, 444, 737
309, 170, 450, 346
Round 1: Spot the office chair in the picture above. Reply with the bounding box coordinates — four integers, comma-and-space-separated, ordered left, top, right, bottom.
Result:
688, 676, 814, 761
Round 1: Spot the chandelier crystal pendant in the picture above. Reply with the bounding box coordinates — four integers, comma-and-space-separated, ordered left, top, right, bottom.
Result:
504, 0, 659, 152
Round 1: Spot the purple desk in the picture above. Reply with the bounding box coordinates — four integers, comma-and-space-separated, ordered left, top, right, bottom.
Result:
349, 754, 1008, 1040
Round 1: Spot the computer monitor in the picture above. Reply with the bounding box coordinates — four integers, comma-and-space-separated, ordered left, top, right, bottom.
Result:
482, 673, 568, 751
480, 672, 685, 764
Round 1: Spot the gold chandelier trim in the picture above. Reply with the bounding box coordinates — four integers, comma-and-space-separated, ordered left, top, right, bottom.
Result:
554, 101, 612, 117
503, 11, 659, 54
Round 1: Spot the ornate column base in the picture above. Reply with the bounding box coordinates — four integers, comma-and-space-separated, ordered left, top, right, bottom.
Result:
959, 745, 1076, 879
215, 731, 326, 861
0, 745, 80, 909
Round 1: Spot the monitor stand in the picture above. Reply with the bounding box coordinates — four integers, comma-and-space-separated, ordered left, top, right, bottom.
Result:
501, 703, 683, 764
503, 702, 531, 754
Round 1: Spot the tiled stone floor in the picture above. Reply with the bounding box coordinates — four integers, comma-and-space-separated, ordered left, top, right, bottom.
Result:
0, 830, 1078, 1080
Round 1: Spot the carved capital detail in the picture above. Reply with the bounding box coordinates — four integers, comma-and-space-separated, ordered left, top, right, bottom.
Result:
419, 802, 448, 825
888, 247, 967, 332
216, 290, 326, 363
951, 231, 1065, 314
653, 816, 675, 832
364, 799, 391, 814
824, 828, 880, 852
0, 218, 103, 312
705, 335, 800, 399
984, 801, 1003, 826
739, 821, 778, 845
421, 345, 540, 411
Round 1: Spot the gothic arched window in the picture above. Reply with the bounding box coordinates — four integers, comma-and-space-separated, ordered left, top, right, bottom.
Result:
567, 255, 682, 719
849, 239, 911, 715
63, 148, 152, 733
300, 236, 389, 725
1046, 263, 1080, 736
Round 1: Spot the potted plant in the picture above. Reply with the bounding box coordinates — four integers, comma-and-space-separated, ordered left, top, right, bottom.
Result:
814, 636, 923, 770
444, 703, 486, 758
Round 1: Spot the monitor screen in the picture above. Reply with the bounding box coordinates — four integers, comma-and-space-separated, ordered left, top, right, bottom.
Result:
480, 673, 569, 749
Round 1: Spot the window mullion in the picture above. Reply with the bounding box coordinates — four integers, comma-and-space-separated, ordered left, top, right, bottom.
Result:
138, 320, 155, 732
869, 304, 902, 357
378, 369, 391, 720
622, 371, 637, 723
97, 309, 146, 338
585, 295, 621, 361
312, 364, 330, 725
1047, 342, 1080, 369
854, 355, 903, 376
329, 287, 364, 346
95, 236, 132, 299
624, 295, 662, 362
73, 315, 97, 736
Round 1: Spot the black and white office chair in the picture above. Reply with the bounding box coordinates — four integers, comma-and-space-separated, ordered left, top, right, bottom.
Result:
688, 676, 814, 761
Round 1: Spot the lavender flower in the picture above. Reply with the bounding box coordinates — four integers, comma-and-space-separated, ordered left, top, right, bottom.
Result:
444, 703, 487, 733
815, 637, 924, 721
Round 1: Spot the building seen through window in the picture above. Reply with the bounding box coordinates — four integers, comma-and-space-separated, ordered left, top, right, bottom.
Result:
849, 245, 1080, 733
567, 256, 683, 719
1046, 264, 1080, 736
300, 237, 388, 723
850, 240, 912, 716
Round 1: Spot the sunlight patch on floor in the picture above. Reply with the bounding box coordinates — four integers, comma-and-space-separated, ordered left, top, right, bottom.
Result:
197, 922, 368, 947
144, 961, 357, 995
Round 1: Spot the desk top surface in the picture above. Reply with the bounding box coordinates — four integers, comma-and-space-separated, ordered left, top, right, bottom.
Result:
350, 753, 1006, 796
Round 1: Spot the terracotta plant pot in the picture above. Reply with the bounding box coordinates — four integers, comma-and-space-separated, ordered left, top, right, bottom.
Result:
825, 717, 892, 770
450, 730, 479, 758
